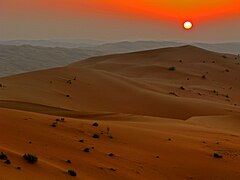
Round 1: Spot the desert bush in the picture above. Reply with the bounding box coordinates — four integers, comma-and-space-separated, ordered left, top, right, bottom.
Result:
23, 153, 38, 163
92, 122, 99, 127
92, 134, 100, 138
168, 67, 175, 71
0, 152, 8, 160
108, 153, 114, 157
83, 148, 90, 152
180, 86, 185, 90
66, 160, 72, 164
213, 153, 223, 158
201, 75, 206, 79
68, 169, 77, 177
4, 159, 11, 164
51, 122, 57, 127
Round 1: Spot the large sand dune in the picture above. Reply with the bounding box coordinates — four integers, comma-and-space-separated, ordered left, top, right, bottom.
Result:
0, 45, 240, 179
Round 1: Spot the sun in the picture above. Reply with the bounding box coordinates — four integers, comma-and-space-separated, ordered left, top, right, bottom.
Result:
183, 21, 193, 30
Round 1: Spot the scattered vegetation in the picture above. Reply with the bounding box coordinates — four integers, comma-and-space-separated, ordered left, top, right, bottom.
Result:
68, 169, 77, 177
23, 153, 38, 163
213, 153, 223, 158
4, 159, 11, 165
108, 153, 114, 157
109, 168, 117, 171
51, 122, 57, 127
66, 80, 72, 84
92, 134, 100, 138
201, 75, 206, 79
180, 86, 185, 90
107, 127, 110, 134
168, 67, 176, 71
92, 122, 99, 127
79, 139, 84, 143
83, 148, 90, 152
0, 152, 8, 160
66, 160, 72, 164
16, 166, 21, 170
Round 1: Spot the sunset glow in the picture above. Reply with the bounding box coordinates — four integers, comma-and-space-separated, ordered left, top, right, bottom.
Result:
1, 0, 240, 40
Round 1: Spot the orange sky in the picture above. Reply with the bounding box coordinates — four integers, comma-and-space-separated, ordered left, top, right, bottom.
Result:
1, 0, 240, 41
3, 0, 240, 20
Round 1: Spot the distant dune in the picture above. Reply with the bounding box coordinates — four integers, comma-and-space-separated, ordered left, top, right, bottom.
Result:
0, 45, 240, 179
1, 41, 240, 78
0, 45, 104, 77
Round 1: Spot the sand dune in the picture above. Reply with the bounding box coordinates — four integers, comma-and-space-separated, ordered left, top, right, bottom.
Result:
1, 46, 240, 119
0, 45, 240, 179
1, 108, 240, 179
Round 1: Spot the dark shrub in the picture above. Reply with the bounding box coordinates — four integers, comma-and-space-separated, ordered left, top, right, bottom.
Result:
201, 75, 206, 79
92, 134, 99, 138
180, 86, 185, 90
51, 122, 57, 127
66, 160, 72, 164
108, 153, 114, 157
4, 159, 11, 164
168, 67, 175, 71
79, 139, 84, 143
213, 153, 223, 158
92, 122, 99, 127
23, 153, 38, 163
0, 152, 8, 160
68, 169, 77, 177
83, 148, 90, 152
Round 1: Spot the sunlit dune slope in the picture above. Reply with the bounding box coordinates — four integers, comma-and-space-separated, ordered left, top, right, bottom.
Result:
0, 45, 240, 119
1, 108, 240, 179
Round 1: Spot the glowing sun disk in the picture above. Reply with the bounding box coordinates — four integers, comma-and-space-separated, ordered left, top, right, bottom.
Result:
183, 21, 193, 30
